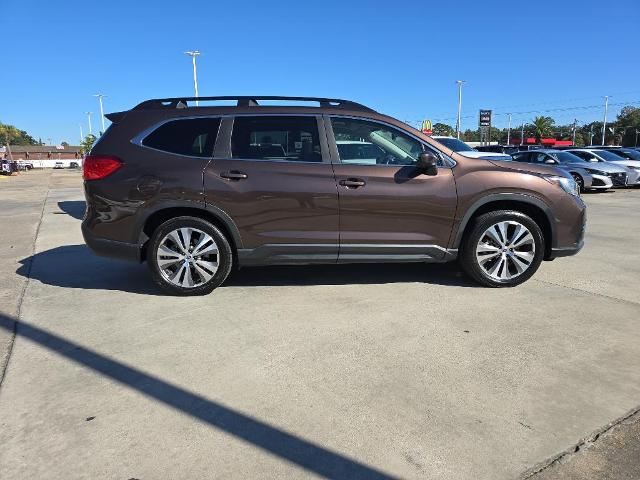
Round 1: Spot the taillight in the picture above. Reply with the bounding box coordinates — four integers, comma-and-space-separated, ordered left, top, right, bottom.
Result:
83, 155, 123, 180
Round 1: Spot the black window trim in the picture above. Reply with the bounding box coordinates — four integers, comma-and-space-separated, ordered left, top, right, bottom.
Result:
324, 114, 456, 168
217, 113, 330, 164
132, 115, 223, 159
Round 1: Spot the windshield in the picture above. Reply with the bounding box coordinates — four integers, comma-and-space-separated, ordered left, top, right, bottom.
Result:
435, 137, 475, 152
548, 151, 585, 164
594, 150, 626, 161
619, 149, 640, 160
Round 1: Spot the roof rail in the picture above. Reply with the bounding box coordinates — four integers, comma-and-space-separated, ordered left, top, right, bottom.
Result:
132, 96, 376, 113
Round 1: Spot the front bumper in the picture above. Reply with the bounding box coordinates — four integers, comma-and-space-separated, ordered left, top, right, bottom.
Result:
588, 174, 613, 190
547, 195, 586, 260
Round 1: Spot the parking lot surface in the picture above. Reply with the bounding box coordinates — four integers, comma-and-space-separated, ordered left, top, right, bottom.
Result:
0, 170, 639, 479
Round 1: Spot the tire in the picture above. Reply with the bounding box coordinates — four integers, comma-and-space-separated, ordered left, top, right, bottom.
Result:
460, 210, 545, 288
147, 216, 233, 296
571, 173, 585, 193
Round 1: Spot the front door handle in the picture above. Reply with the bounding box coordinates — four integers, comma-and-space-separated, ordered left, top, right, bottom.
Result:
339, 178, 366, 188
220, 170, 248, 180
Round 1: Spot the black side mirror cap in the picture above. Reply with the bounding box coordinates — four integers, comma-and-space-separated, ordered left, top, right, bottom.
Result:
417, 152, 438, 175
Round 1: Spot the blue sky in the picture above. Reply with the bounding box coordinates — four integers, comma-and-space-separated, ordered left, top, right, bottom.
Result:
1, 0, 639, 145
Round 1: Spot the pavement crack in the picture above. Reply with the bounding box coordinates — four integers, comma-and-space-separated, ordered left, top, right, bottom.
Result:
520, 405, 640, 479
532, 278, 640, 307
0, 177, 51, 389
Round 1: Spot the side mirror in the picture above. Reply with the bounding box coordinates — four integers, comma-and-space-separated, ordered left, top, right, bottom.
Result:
417, 152, 438, 175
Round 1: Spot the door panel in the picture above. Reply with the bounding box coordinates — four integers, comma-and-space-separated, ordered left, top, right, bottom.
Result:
326, 116, 457, 262
203, 115, 339, 264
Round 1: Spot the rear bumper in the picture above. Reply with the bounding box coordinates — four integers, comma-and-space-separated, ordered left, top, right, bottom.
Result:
82, 222, 141, 262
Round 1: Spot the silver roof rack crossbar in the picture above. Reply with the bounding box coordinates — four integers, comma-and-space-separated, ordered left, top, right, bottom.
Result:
132, 96, 375, 112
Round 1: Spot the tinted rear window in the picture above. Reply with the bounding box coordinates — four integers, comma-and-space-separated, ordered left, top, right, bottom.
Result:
142, 118, 221, 157
231, 116, 322, 162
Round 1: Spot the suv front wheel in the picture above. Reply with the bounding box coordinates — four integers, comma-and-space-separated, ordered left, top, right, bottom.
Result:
460, 210, 544, 287
147, 216, 233, 296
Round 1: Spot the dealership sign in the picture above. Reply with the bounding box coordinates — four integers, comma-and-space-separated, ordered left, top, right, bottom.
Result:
479, 110, 492, 127
421, 119, 433, 135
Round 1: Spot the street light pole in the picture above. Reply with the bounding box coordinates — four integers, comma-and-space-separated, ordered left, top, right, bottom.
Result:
520, 123, 525, 146
79, 124, 84, 142
455, 80, 466, 139
93, 94, 107, 134
86, 112, 93, 135
184, 50, 201, 106
601, 95, 610, 146
572, 118, 577, 146
636, 129, 639, 147
589, 124, 594, 146
506, 113, 512, 146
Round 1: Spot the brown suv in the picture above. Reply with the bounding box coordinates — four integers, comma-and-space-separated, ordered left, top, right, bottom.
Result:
82, 96, 585, 295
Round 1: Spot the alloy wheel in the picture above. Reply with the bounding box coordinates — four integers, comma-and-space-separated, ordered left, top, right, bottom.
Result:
475, 220, 535, 281
156, 227, 219, 288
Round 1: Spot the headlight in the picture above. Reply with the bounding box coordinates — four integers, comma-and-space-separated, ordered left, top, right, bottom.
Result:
544, 175, 580, 196
585, 168, 605, 175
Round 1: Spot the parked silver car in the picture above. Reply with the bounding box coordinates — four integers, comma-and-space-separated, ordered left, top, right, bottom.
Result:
511, 149, 628, 192
567, 149, 640, 186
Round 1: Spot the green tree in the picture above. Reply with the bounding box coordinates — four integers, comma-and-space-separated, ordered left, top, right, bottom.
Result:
531, 116, 555, 142
80, 134, 97, 156
0, 122, 38, 146
432, 123, 455, 136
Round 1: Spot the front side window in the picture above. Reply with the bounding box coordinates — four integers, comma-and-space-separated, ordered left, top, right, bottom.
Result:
142, 118, 220, 157
331, 118, 424, 165
512, 152, 531, 162
231, 116, 322, 162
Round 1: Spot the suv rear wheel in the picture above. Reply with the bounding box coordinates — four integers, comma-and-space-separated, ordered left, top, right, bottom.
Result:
460, 210, 544, 287
147, 216, 233, 296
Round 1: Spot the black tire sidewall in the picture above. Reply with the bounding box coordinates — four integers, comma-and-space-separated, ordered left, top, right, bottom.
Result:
147, 216, 233, 296
461, 210, 544, 288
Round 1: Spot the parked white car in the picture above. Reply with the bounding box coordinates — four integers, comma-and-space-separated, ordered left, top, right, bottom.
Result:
432, 136, 512, 161
567, 149, 640, 186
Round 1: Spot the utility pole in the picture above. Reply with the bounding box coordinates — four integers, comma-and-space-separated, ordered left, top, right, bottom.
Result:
601, 95, 610, 146
636, 129, 639, 147
4, 132, 13, 161
520, 123, 525, 146
93, 94, 107, 134
79, 124, 84, 142
589, 124, 594, 146
455, 80, 466, 139
506, 113, 512, 146
86, 112, 93, 135
572, 119, 578, 146
184, 50, 201, 106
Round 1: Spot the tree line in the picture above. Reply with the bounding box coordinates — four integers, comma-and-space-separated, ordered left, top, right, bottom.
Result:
430, 106, 640, 146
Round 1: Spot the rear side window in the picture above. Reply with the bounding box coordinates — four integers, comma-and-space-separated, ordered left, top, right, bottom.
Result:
231, 116, 322, 162
142, 118, 221, 157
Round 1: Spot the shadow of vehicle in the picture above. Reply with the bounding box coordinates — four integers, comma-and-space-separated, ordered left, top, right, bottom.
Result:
17, 245, 475, 294
16, 245, 162, 296
226, 262, 475, 288
0, 312, 395, 479
56, 201, 85, 220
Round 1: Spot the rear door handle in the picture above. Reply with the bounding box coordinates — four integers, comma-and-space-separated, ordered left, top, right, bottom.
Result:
339, 178, 366, 188
220, 170, 248, 180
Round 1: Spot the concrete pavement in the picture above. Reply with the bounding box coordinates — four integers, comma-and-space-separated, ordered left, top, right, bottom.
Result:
0, 170, 639, 479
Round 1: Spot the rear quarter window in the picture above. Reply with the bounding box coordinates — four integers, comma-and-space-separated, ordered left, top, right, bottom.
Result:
142, 118, 221, 157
